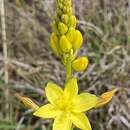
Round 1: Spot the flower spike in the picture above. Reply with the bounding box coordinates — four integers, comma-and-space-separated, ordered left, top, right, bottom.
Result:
16, 0, 118, 130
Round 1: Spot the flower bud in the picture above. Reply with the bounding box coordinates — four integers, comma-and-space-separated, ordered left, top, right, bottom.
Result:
95, 88, 118, 108
58, 3, 63, 9
72, 57, 89, 71
72, 30, 83, 50
15, 93, 39, 111
68, 15, 77, 27
57, 8, 62, 16
61, 14, 69, 24
66, 27, 75, 43
58, 22, 68, 35
68, 8, 73, 15
63, 6, 67, 13
52, 22, 59, 35
59, 35, 72, 53
50, 32, 59, 56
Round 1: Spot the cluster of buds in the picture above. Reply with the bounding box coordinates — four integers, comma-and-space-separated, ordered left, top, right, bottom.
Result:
50, 0, 88, 72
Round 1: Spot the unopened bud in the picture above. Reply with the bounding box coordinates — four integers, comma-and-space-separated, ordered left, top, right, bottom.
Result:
72, 30, 83, 50
68, 15, 77, 28
59, 35, 72, 53
15, 93, 39, 111
61, 14, 69, 24
52, 22, 59, 35
57, 8, 62, 16
66, 27, 75, 43
95, 88, 118, 108
50, 32, 59, 56
58, 22, 68, 35
72, 57, 89, 71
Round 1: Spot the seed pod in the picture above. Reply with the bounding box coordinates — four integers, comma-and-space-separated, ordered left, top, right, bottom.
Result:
59, 35, 72, 53
68, 15, 77, 27
50, 32, 59, 56
72, 57, 89, 71
72, 30, 83, 50
58, 22, 68, 35
66, 27, 75, 43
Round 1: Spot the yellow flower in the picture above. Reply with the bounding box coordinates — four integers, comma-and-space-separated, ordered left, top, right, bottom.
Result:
32, 77, 117, 130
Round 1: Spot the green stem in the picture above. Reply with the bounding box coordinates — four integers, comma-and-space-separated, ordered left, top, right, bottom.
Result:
66, 57, 72, 81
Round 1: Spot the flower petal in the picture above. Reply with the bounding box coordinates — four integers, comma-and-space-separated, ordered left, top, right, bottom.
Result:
70, 113, 91, 130
95, 88, 118, 108
72, 93, 98, 113
45, 82, 63, 104
33, 104, 59, 118
64, 77, 78, 99
53, 112, 72, 130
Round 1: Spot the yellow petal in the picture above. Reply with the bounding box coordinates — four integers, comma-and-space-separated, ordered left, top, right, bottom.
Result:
64, 77, 78, 99
53, 112, 72, 130
70, 113, 91, 130
45, 82, 63, 104
33, 104, 59, 118
15, 93, 39, 111
95, 88, 118, 108
72, 93, 98, 113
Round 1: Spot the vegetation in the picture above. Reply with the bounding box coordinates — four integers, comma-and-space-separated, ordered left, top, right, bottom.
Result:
0, 0, 130, 130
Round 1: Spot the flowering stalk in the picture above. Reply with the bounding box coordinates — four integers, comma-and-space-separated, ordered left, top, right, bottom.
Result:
50, 0, 88, 80
66, 55, 72, 80
16, 0, 118, 130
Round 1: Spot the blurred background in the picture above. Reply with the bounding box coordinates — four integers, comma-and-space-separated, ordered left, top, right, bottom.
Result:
0, 0, 130, 130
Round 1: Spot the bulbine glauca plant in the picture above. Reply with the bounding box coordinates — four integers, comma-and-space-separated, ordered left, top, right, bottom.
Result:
16, 0, 118, 130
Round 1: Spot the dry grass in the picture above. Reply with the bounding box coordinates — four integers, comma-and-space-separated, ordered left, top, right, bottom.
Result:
0, 0, 130, 130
